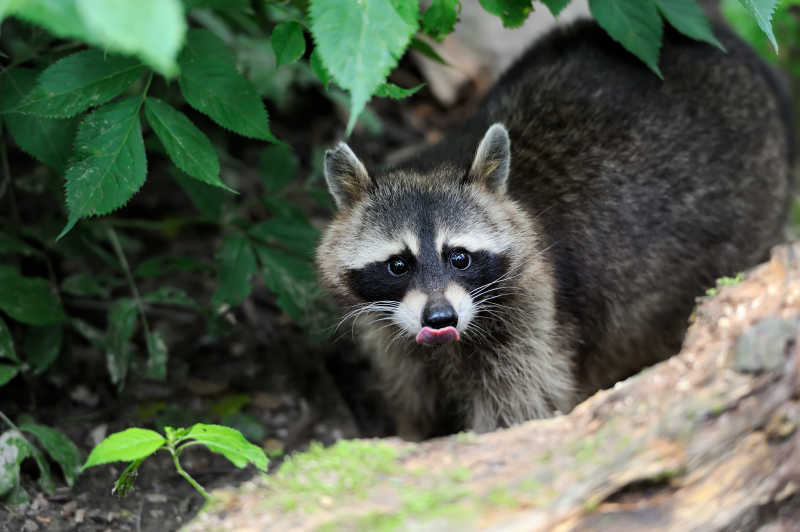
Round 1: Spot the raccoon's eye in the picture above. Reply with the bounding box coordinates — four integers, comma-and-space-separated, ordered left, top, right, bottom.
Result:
449, 248, 471, 270
387, 256, 409, 277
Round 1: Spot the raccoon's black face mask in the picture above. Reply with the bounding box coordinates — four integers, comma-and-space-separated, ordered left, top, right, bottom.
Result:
321, 124, 516, 346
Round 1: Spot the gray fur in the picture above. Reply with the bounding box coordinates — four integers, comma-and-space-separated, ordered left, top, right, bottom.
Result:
469, 123, 511, 194
324, 142, 372, 209
316, 21, 794, 439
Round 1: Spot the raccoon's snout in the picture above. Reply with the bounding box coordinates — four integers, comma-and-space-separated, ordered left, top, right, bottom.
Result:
422, 301, 458, 330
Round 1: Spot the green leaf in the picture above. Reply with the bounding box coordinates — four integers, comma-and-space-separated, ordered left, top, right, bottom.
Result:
59, 97, 147, 239
6, 113, 80, 171
83, 428, 165, 468
135, 254, 206, 279
0, 316, 18, 363
0, 68, 79, 170
655, 0, 723, 49
220, 412, 266, 443
0, 266, 66, 325
61, 273, 112, 298
375, 82, 424, 99
259, 145, 299, 194
178, 29, 277, 142
23, 325, 63, 375
71, 318, 105, 347
248, 217, 319, 257
75, 0, 187, 77
0, 364, 20, 387
422, 0, 460, 40
145, 331, 167, 380
143, 286, 198, 307
184, 0, 251, 9
479, 0, 533, 27
0, 67, 35, 113
0, 230, 40, 257
2, 0, 184, 76
209, 394, 250, 417
736, 0, 778, 52
309, 0, 419, 134
212, 233, 258, 307
0, 231, 42, 257
14, 50, 145, 118
2, 0, 90, 45
145, 97, 231, 191
28, 439, 55, 494
409, 37, 448, 64
255, 245, 317, 323
105, 298, 138, 387
0, 430, 31, 499
170, 168, 225, 219
271, 22, 306, 66
541, 0, 570, 16
589, 0, 663, 77
185, 423, 267, 471
309, 47, 331, 89
18, 423, 82, 487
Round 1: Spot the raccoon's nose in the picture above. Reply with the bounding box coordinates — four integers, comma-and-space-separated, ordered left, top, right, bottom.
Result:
422, 301, 458, 329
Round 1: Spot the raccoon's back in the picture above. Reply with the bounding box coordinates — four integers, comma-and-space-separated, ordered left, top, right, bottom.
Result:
500, 21, 793, 389
409, 21, 793, 390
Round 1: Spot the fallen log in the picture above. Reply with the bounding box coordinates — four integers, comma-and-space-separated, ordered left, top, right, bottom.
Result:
186, 243, 800, 531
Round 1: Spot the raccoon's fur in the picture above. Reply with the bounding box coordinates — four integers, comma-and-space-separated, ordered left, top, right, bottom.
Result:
316, 21, 794, 439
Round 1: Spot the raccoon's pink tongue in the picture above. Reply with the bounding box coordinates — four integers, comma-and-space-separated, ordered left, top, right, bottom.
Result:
416, 326, 459, 346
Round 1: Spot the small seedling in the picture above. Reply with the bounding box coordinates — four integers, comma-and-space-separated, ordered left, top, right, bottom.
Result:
82, 423, 268, 500
706, 272, 745, 296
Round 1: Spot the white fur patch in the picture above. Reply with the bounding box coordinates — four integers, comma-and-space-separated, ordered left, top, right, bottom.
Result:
403, 230, 420, 256
445, 283, 475, 332
393, 289, 427, 336
435, 228, 510, 255
345, 230, 420, 270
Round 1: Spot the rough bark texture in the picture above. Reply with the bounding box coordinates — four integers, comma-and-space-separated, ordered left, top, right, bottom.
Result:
186, 243, 800, 532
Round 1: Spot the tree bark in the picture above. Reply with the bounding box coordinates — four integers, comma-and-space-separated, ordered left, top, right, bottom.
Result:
186, 243, 800, 532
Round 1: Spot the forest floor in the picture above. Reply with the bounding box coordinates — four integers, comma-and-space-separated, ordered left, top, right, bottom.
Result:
0, 50, 484, 532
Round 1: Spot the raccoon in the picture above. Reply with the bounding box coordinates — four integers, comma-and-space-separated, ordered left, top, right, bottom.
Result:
316, 21, 794, 439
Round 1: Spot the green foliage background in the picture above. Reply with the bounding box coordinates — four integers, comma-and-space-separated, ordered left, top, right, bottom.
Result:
0, 0, 781, 503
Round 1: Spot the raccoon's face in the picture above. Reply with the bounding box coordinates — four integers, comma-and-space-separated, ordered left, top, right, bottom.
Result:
318, 124, 528, 347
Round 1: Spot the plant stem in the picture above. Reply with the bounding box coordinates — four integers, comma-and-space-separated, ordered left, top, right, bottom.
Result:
106, 226, 153, 354
0, 124, 20, 228
0, 410, 19, 430
140, 72, 154, 104
169, 447, 211, 501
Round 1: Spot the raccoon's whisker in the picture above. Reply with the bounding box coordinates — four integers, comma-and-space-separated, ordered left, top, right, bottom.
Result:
475, 293, 519, 306
469, 271, 524, 298
470, 271, 513, 293
385, 328, 408, 352
477, 293, 517, 303
463, 321, 493, 345
472, 287, 524, 302
476, 303, 516, 316
468, 270, 516, 295
334, 301, 400, 336
336, 301, 399, 332
470, 281, 519, 297
475, 304, 513, 318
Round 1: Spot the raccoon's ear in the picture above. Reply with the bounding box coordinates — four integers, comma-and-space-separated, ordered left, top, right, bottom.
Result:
468, 123, 510, 194
324, 142, 372, 209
